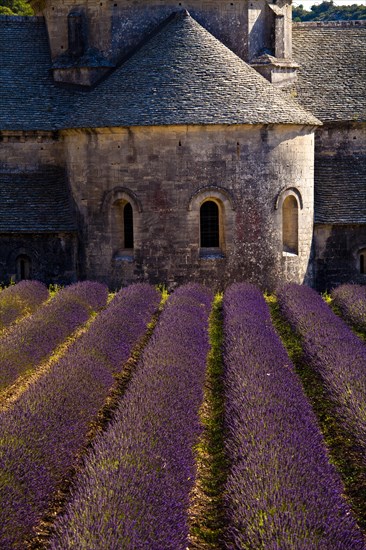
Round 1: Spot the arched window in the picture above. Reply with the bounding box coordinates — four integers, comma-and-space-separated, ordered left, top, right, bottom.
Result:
282, 195, 298, 254
112, 199, 134, 255
16, 255, 31, 281
359, 248, 366, 274
200, 200, 220, 248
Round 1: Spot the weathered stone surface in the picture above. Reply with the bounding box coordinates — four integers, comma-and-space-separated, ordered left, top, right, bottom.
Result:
63, 124, 314, 290
40, 0, 250, 62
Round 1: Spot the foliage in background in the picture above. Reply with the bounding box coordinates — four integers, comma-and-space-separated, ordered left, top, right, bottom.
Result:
293, 1, 366, 21
0, 0, 33, 16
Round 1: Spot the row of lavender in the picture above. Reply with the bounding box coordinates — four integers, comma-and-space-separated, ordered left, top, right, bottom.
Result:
221, 283, 364, 548
0, 281, 108, 391
277, 283, 366, 456
1, 280, 365, 547
331, 283, 366, 333
40, 283, 366, 547
50, 284, 213, 549
0, 283, 160, 548
0, 280, 49, 332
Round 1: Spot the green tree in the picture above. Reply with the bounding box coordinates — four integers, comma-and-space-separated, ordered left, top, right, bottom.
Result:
293, 1, 366, 21
0, 0, 33, 15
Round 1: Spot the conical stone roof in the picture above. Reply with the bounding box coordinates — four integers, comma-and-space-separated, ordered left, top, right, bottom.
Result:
0, 11, 320, 130
70, 10, 320, 128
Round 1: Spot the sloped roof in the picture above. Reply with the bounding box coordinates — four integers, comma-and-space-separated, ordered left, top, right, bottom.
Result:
0, 167, 77, 232
314, 154, 366, 224
0, 16, 72, 131
68, 11, 320, 128
0, 12, 319, 131
292, 21, 366, 123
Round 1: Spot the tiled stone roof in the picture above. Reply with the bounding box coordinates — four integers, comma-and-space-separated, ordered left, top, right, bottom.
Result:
68, 11, 320, 127
293, 21, 366, 123
314, 153, 366, 224
0, 12, 319, 130
0, 167, 77, 232
0, 16, 72, 131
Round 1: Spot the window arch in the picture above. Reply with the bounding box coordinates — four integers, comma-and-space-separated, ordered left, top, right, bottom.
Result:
200, 200, 220, 248
16, 254, 31, 281
282, 195, 298, 254
359, 248, 366, 274
188, 186, 235, 258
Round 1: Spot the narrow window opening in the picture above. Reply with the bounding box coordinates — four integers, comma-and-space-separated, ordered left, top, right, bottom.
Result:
16, 255, 31, 281
112, 199, 134, 258
200, 201, 219, 248
124, 202, 134, 249
282, 195, 298, 254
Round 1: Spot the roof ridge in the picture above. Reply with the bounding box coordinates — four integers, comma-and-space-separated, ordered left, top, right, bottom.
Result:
293, 20, 366, 29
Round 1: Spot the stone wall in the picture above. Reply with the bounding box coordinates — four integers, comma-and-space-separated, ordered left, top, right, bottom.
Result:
0, 131, 64, 169
0, 233, 78, 285
42, 0, 249, 61
63, 123, 315, 291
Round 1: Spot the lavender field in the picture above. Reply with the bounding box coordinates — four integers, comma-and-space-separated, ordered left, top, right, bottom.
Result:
0, 281, 365, 549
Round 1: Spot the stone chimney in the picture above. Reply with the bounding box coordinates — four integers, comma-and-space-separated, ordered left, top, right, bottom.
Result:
248, 0, 298, 86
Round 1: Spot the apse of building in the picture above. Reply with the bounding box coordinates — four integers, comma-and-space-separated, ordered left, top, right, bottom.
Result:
0, 1, 365, 291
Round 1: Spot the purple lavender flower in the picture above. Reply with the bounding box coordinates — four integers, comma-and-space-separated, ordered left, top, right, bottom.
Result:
222, 283, 364, 549
331, 283, 366, 332
50, 284, 212, 550
277, 283, 366, 455
0, 280, 49, 331
0, 283, 160, 548
0, 281, 108, 391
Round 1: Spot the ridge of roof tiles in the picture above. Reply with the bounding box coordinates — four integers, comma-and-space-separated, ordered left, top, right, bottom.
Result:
0, 12, 320, 130
0, 167, 77, 232
292, 22, 366, 123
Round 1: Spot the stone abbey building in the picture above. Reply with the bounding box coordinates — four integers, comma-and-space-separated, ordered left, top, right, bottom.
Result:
0, 1, 365, 291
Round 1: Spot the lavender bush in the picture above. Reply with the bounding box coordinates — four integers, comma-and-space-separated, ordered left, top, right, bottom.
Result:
0, 281, 108, 391
0, 283, 160, 548
222, 283, 364, 549
277, 283, 366, 455
331, 283, 366, 332
0, 280, 49, 331
50, 284, 212, 550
